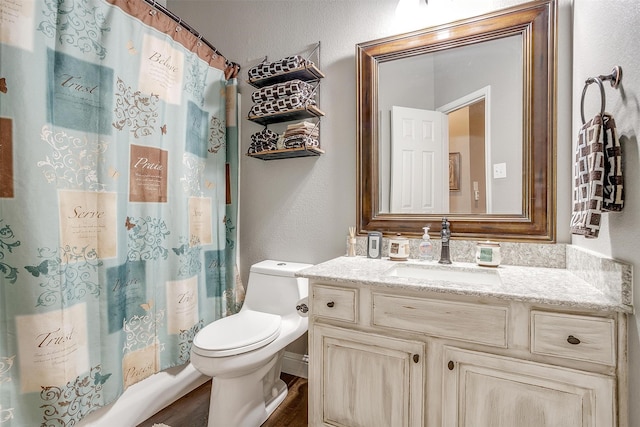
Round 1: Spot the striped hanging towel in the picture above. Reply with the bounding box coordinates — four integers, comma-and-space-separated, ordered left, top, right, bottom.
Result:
570, 113, 624, 238
601, 114, 624, 211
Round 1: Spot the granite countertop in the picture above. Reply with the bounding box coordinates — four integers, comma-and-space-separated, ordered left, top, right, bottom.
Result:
297, 256, 633, 313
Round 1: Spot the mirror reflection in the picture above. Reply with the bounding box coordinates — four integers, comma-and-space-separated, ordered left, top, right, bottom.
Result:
378, 35, 523, 215
356, 0, 556, 241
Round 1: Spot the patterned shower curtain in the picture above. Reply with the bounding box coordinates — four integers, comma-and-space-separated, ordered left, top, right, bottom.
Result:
0, 0, 241, 425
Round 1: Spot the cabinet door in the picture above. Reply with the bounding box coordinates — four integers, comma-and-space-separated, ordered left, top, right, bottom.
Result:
310, 324, 425, 427
442, 347, 615, 427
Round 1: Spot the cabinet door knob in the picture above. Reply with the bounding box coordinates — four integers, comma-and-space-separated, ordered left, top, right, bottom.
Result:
447, 360, 455, 371
567, 335, 581, 345
326, 301, 335, 308
413, 354, 420, 363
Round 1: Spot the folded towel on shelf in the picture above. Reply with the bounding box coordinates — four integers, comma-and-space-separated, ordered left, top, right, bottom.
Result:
283, 121, 319, 138
250, 128, 279, 144
570, 113, 624, 238
248, 141, 277, 154
251, 80, 315, 103
248, 55, 313, 81
248, 128, 279, 154
248, 94, 316, 118
283, 135, 319, 149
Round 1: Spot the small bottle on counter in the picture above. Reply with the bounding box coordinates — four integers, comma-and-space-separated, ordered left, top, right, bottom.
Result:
418, 226, 434, 261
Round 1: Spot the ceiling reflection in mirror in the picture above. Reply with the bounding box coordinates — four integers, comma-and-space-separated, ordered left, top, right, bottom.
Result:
378, 35, 523, 215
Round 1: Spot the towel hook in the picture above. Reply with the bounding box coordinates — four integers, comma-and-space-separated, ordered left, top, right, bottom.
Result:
599, 66, 622, 89
580, 76, 605, 125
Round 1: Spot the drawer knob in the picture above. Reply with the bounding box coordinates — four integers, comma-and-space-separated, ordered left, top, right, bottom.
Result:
413, 354, 420, 363
326, 301, 335, 308
567, 335, 581, 345
447, 360, 455, 371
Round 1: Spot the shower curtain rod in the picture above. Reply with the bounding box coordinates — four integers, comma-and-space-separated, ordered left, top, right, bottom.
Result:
143, 0, 241, 72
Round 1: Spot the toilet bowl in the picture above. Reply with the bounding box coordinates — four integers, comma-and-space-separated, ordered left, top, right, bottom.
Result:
190, 260, 312, 427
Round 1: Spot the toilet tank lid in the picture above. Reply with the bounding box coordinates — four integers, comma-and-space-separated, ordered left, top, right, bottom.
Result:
250, 260, 313, 277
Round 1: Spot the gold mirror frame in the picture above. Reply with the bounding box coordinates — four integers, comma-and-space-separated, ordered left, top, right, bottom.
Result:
356, 0, 556, 241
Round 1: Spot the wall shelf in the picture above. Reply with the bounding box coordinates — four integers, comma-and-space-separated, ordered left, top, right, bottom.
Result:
247, 146, 325, 160
247, 105, 325, 126
247, 42, 325, 161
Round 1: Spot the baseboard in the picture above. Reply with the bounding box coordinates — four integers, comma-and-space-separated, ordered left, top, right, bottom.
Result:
281, 351, 309, 379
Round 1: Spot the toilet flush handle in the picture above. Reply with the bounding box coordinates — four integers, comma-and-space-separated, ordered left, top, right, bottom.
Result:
296, 303, 309, 314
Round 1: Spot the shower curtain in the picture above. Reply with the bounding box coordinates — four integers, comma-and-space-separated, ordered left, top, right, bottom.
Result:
0, 0, 241, 425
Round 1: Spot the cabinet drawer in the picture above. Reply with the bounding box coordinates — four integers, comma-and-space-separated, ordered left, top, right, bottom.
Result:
312, 285, 357, 323
531, 311, 616, 366
372, 294, 508, 347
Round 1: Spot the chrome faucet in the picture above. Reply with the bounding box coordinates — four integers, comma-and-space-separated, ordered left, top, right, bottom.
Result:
439, 217, 452, 264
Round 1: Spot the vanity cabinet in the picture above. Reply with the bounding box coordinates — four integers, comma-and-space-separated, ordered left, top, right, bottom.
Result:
308, 281, 627, 427
442, 347, 615, 427
311, 324, 425, 427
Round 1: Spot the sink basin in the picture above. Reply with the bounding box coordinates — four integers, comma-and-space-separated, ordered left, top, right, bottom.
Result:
385, 264, 502, 286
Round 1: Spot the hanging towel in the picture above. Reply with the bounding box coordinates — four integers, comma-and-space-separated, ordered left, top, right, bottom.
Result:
570, 113, 624, 238
570, 115, 605, 238
602, 114, 624, 211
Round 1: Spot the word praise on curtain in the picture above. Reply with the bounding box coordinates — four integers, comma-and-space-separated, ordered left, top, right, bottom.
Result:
0, 0, 240, 425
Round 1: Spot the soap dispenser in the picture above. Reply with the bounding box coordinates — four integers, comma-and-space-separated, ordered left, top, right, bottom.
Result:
418, 226, 434, 261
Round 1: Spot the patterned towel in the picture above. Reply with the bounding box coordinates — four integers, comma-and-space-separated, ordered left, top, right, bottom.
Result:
602, 114, 624, 211
251, 80, 315, 103
570, 113, 624, 238
248, 94, 315, 118
248, 128, 279, 154
283, 135, 319, 149
247, 55, 312, 81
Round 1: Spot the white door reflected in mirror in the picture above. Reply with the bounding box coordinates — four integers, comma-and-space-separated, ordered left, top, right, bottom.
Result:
390, 106, 448, 214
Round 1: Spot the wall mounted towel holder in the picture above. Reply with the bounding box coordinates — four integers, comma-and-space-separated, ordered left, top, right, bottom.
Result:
580, 66, 622, 124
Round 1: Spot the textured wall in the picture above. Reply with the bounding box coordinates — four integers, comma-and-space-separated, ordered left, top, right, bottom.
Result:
572, 0, 640, 422
169, 0, 573, 282
171, 0, 640, 409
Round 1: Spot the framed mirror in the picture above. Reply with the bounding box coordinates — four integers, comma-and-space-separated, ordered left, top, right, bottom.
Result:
356, 0, 556, 241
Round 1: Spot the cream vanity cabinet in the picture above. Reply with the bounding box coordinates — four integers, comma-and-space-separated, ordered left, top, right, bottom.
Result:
308, 281, 627, 427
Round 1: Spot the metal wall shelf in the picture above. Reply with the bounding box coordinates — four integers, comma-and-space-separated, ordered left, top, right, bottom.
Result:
247, 146, 324, 160
247, 105, 325, 126
247, 42, 325, 161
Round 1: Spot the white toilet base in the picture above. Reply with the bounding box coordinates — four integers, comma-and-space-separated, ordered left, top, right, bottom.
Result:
207, 351, 287, 427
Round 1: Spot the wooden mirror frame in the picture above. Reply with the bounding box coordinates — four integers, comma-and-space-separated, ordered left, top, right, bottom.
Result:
356, 0, 556, 241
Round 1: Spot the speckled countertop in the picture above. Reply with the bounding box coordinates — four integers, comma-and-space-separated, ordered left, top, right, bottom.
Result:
297, 254, 633, 313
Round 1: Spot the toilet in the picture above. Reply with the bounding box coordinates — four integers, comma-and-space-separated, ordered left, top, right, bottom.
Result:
190, 260, 312, 427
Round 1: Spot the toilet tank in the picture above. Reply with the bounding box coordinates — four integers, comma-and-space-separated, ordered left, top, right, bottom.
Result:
243, 260, 313, 315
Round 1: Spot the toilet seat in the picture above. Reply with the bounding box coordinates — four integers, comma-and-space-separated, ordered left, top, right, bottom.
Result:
192, 310, 282, 357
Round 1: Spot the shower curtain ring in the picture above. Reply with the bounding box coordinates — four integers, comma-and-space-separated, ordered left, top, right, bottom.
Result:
197, 34, 203, 47
176, 18, 182, 32
149, 0, 157, 15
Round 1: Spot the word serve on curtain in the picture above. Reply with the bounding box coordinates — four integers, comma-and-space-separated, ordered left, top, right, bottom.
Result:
0, 0, 241, 425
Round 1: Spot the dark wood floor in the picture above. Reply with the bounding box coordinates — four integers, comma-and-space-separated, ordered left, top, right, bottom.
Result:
137, 373, 308, 427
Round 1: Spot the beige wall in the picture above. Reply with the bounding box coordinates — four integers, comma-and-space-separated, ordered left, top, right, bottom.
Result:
169, 0, 573, 275
572, 0, 640, 421
169, 0, 590, 403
